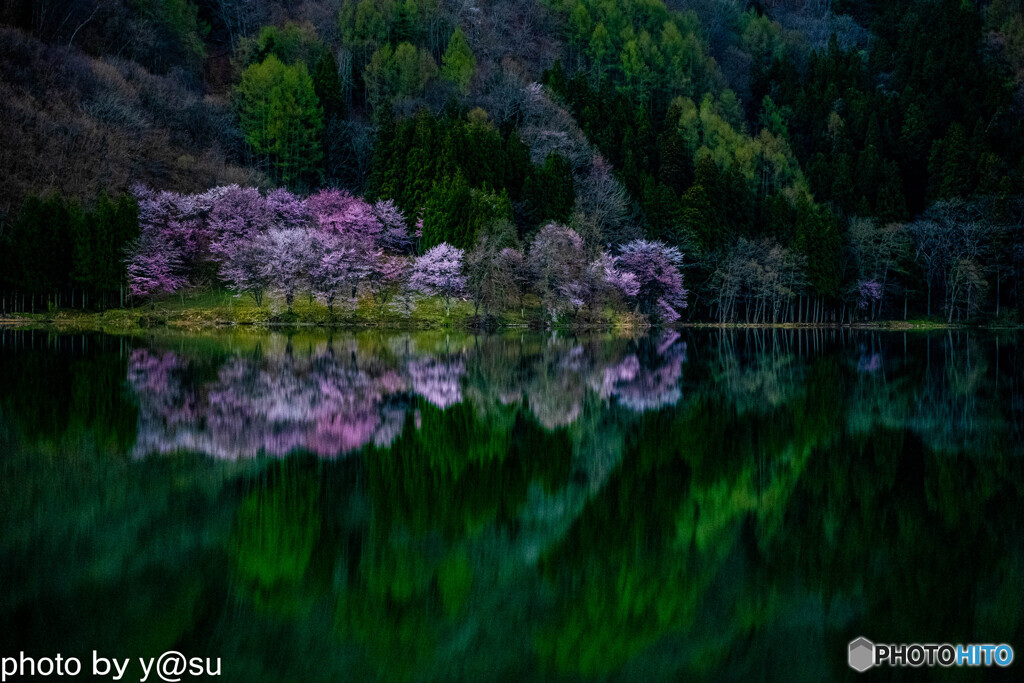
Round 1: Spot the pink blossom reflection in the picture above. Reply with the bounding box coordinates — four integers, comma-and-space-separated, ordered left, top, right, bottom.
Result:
127, 334, 687, 459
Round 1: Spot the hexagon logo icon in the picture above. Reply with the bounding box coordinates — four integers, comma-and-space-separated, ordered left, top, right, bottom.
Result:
848, 637, 875, 672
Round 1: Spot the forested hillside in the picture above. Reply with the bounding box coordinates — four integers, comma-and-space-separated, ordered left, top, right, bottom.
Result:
2, 0, 1024, 324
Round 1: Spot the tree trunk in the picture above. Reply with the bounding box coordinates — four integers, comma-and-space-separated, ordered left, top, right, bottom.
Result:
996, 267, 1000, 318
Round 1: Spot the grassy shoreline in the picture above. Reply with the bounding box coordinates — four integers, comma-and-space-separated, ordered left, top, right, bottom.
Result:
0, 289, 646, 332
0, 290, 1019, 333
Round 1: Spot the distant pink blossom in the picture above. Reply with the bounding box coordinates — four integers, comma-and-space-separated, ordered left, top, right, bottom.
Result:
858, 279, 883, 310
616, 240, 688, 322
409, 243, 467, 315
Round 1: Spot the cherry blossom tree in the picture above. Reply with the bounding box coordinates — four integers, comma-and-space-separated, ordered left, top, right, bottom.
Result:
857, 279, 883, 314
125, 232, 187, 298
217, 231, 276, 307
265, 228, 316, 312
133, 185, 227, 284
368, 253, 410, 315
130, 189, 195, 294
265, 187, 310, 229
589, 251, 640, 303
208, 189, 269, 296
372, 199, 413, 253
528, 222, 588, 321
495, 247, 529, 317
409, 242, 467, 316
207, 186, 269, 244
308, 188, 383, 243
616, 240, 688, 322
309, 231, 371, 314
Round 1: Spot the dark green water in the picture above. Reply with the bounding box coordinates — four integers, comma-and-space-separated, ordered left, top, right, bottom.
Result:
1, 328, 1022, 681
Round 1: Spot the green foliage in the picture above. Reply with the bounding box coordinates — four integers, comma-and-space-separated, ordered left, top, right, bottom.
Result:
231, 470, 321, 596
363, 41, 437, 112
756, 1, 1022, 216
134, 0, 208, 73
236, 55, 325, 189
928, 122, 973, 200
437, 549, 473, 616
673, 94, 806, 199
72, 192, 139, 296
369, 111, 536, 231
7, 0, 1024, 322
2, 192, 137, 308
338, 0, 437, 48
237, 21, 326, 70
547, 0, 719, 106
440, 27, 476, 93
364, 400, 571, 535
421, 177, 512, 250
313, 50, 347, 119
793, 197, 842, 298
421, 171, 471, 249
640, 177, 683, 244
10, 194, 73, 296
522, 153, 575, 224
336, 0, 441, 116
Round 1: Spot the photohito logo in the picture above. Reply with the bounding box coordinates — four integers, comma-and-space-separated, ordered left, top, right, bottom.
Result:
848, 638, 875, 672
848, 637, 1014, 671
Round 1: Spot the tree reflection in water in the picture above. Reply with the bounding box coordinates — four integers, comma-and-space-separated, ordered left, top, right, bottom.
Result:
1, 328, 1022, 681
125, 330, 689, 459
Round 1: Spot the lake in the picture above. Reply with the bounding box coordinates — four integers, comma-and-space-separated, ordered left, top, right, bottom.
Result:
1, 327, 1022, 681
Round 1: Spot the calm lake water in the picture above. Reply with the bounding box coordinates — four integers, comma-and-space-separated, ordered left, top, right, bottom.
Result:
1, 328, 1022, 681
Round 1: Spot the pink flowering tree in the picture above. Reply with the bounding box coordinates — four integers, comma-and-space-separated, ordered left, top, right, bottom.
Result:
264, 187, 310, 230
615, 240, 687, 323
208, 187, 309, 308
307, 188, 383, 243
857, 279, 883, 316
368, 253, 410, 315
309, 231, 372, 314
372, 199, 413, 253
208, 187, 270, 297
132, 185, 228, 285
589, 251, 640, 304
409, 243, 467, 316
208, 186, 270, 245
130, 189, 192, 295
527, 222, 589, 321
125, 232, 187, 298
496, 247, 528, 315
265, 228, 316, 312
216, 231, 277, 307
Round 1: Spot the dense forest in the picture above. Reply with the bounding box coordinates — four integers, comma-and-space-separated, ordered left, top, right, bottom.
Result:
2, 0, 1024, 324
